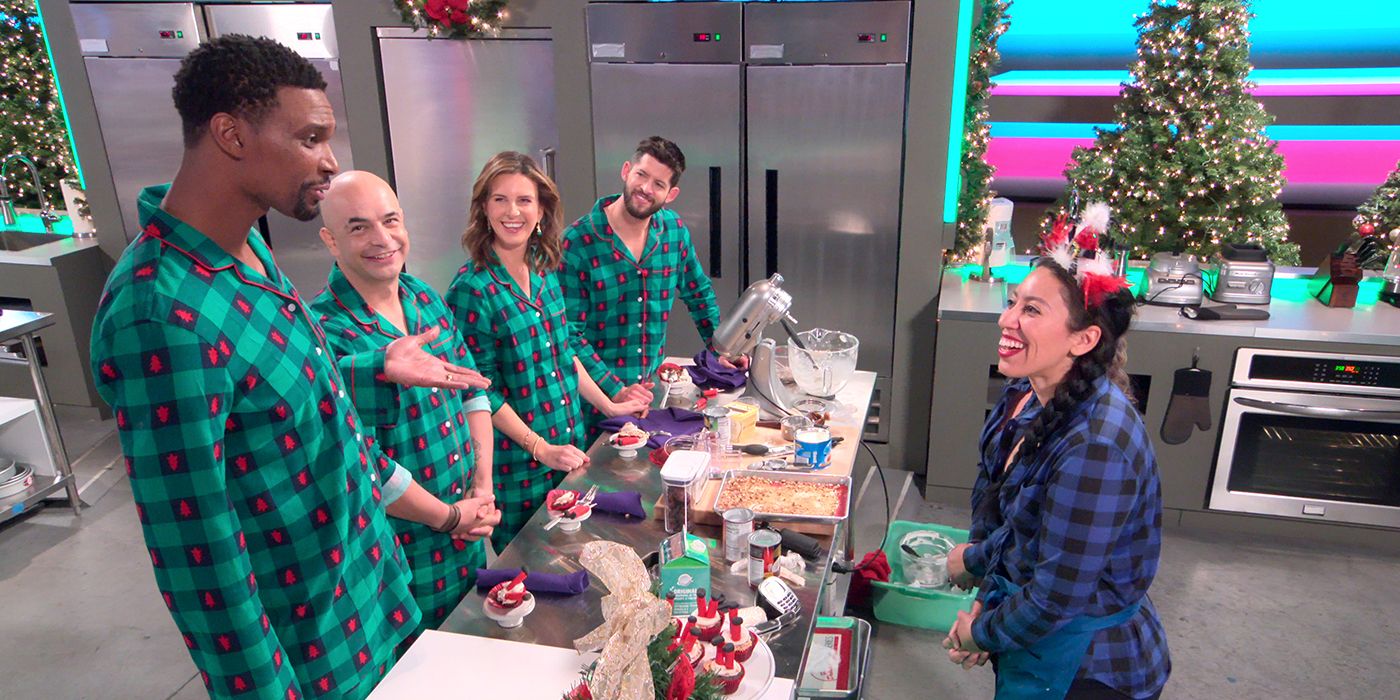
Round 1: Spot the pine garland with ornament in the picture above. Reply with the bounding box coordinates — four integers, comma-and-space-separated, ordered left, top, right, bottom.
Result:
563, 619, 727, 700
393, 0, 512, 39
0, 0, 74, 209
1354, 159, 1400, 266
951, 0, 1012, 258
1048, 0, 1299, 265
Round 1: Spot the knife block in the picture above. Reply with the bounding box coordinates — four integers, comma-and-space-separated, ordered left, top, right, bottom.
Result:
1308, 253, 1361, 308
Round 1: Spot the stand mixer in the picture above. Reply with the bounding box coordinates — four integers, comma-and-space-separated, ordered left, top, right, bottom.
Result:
710, 274, 798, 417
710, 274, 859, 417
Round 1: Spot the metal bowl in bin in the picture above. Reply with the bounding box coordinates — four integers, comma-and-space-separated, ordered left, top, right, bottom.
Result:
870, 520, 978, 632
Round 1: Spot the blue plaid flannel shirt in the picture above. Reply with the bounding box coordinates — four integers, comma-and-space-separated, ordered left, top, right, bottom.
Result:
963, 376, 1171, 699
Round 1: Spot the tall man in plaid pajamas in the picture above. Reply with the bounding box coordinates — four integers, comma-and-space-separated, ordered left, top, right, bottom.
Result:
91, 37, 491, 700
561, 137, 745, 430
310, 171, 501, 639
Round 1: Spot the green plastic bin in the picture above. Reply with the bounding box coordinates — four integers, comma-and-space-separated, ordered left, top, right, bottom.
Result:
870, 520, 978, 632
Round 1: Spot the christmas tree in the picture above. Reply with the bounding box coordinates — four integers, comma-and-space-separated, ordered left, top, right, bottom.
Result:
1050, 0, 1299, 265
1355, 159, 1400, 240
0, 0, 73, 209
952, 0, 1012, 258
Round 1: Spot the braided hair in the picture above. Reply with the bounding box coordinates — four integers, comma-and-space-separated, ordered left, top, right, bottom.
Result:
1018, 259, 1136, 459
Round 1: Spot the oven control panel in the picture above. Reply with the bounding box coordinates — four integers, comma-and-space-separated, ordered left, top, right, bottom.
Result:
1250, 355, 1394, 387
1244, 352, 1400, 392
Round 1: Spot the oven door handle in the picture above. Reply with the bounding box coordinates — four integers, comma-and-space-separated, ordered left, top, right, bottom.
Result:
1233, 396, 1400, 420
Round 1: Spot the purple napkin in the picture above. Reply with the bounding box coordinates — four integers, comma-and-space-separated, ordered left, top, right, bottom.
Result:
591, 490, 647, 519
475, 568, 590, 596
598, 407, 704, 449
687, 350, 747, 390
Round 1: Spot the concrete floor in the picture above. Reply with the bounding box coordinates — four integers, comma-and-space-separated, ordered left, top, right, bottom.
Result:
1, 413, 1396, 699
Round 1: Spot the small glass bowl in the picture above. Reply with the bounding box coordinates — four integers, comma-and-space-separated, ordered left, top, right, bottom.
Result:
791, 398, 833, 427
779, 414, 814, 441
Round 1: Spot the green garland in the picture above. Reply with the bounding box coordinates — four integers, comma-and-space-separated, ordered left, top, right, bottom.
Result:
393, 0, 512, 39
650, 624, 726, 700
0, 0, 74, 209
563, 621, 726, 700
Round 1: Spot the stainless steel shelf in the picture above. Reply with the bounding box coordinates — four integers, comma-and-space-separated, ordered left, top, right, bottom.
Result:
0, 472, 75, 525
0, 310, 82, 518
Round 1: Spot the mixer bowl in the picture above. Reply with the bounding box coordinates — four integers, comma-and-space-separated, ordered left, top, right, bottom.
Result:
787, 328, 859, 398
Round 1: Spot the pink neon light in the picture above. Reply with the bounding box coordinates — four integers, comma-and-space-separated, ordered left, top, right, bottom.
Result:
986, 137, 1400, 184
992, 83, 1400, 97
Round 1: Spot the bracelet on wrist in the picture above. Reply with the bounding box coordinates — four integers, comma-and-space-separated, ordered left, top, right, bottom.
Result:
434, 503, 461, 533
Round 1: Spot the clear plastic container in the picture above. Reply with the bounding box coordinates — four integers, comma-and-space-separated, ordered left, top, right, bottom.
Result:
660, 449, 709, 534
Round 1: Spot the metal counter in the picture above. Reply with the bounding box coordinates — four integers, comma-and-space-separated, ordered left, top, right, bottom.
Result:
441, 371, 876, 683
939, 260, 1400, 347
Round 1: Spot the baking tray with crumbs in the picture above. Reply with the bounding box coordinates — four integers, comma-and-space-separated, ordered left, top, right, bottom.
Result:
713, 470, 851, 523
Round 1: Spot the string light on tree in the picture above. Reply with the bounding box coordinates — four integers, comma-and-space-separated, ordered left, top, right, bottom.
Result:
951, 0, 1011, 258
1049, 0, 1298, 265
1353, 159, 1400, 266
0, 0, 73, 209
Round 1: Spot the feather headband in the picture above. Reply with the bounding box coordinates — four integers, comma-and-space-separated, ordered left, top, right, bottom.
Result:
1039, 201, 1132, 309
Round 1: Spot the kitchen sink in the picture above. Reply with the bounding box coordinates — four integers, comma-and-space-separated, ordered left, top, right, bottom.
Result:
0, 231, 67, 251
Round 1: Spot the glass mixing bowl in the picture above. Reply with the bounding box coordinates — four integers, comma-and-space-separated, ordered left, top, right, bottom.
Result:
788, 328, 859, 397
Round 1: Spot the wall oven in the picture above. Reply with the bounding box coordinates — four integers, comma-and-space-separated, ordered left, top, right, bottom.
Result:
1210, 348, 1400, 529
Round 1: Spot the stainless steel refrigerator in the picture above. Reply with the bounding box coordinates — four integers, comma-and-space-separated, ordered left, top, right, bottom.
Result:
377, 28, 559, 294
70, 2, 354, 295
587, 1, 910, 440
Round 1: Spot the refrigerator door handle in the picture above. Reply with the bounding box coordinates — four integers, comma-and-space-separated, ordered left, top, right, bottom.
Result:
765, 168, 779, 278
708, 166, 722, 278
540, 147, 557, 180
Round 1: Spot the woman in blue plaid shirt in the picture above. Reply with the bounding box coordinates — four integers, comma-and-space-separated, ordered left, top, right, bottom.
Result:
943, 259, 1170, 699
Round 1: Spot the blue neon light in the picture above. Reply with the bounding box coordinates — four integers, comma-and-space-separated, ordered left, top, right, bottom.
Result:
989, 122, 1400, 141
942, 0, 976, 224
998, 0, 1400, 70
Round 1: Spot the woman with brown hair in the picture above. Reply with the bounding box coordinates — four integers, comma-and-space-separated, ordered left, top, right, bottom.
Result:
445, 151, 647, 549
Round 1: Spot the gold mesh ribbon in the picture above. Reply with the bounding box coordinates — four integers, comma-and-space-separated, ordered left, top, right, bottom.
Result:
574, 541, 672, 700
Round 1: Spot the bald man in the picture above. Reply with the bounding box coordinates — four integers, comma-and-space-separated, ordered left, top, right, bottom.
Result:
309, 172, 501, 643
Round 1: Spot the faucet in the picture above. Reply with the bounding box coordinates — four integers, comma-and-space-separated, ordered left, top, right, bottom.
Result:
1, 153, 61, 233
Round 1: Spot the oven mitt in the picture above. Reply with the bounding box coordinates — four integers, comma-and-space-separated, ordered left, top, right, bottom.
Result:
1160, 366, 1212, 445
1180, 304, 1270, 321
